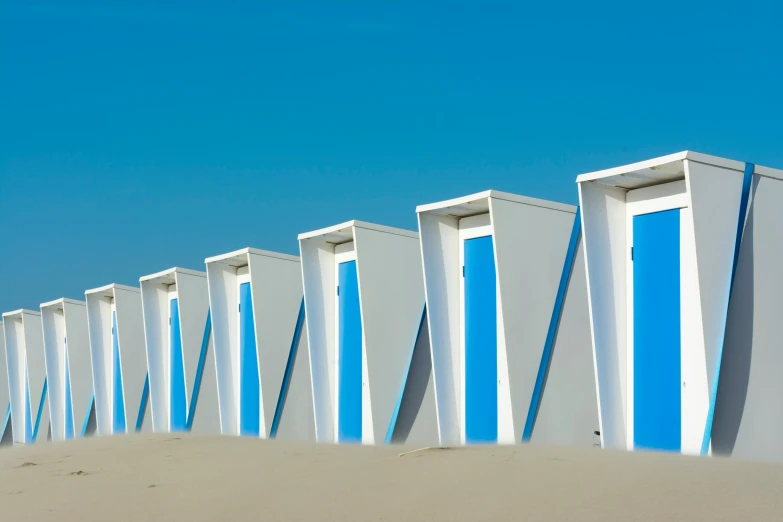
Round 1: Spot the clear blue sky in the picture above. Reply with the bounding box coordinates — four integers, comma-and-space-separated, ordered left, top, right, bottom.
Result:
1, 1, 782, 312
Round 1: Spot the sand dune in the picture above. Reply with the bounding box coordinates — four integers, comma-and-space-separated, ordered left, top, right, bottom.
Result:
1, 434, 782, 521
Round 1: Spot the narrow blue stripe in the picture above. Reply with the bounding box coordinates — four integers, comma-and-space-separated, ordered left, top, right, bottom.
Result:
186, 309, 212, 431
2, 403, 10, 440
700, 163, 754, 455
32, 378, 48, 442
81, 395, 94, 437
269, 299, 305, 439
135, 373, 149, 433
522, 207, 582, 442
384, 305, 427, 444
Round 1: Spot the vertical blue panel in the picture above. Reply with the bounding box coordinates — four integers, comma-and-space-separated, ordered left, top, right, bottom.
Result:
464, 235, 498, 443
239, 282, 260, 437
338, 260, 362, 443
112, 311, 127, 434
633, 209, 681, 452
169, 298, 187, 431
64, 349, 75, 440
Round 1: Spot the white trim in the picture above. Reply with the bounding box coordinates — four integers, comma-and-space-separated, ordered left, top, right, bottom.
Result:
417, 190, 576, 215
576, 151, 783, 185
299, 220, 418, 241
205, 247, 299, 265
458, 214, 493, 444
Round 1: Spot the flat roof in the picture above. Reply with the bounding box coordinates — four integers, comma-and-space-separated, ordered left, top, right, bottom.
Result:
40, 297, 86, 309
140, 267, 206, 283
298, 220, 419, 243
416, 190, 575, 217
576, 151, 783, 189
85, 283, 140, 297
205, 247, 300, 266
2, 309, 41, 318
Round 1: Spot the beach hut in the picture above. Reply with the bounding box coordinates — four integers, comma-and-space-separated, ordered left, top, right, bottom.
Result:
0, 321, 12, 446
40, 298, 95, 440
299, 220, 437, 445
85, 284, 149, 436
205, 248, 311, 441
2, 309, 50, 444
140, 267, 219, 434
417, 190, 596, 446
577, 151, 783, 460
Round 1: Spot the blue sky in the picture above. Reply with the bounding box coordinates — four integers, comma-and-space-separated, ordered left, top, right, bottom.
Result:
1, 1, 782, 312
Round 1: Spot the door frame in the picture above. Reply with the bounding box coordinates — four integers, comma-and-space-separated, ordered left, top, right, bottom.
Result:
458, 213, 494, 444
333, 242, 361, 442
235, 267, 253, 435
625, 180, 688, 450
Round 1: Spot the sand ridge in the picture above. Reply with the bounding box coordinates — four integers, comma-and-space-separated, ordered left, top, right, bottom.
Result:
1, 434, 782, 521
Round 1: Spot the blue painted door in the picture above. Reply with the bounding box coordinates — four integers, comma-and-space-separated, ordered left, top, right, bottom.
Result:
464, 235, 498, 443
633, 209, 681, 451
170, 298, 187, 431
239, 282, 260, 437
112, 311, 126, 434
338, 260, 362, 443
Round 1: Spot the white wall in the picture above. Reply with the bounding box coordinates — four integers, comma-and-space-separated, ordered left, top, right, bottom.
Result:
417, 213, 460, 445
206, 263, 239, 435
578, 182, 628, 449
140, 280, 169, 432
114, 287, 147, 431
3, 311, 48, 444
300, 239, 337, 442
247, 252, 303, 438
489, 197, 576, 442
86, 294, 113, 435
353, 226, 425, 444
41, 305, 66, 441
63, 300, 92, 438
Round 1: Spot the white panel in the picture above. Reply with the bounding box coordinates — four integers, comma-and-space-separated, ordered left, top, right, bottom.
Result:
354, 226, 425, 444
247, 252, 303, 438
4, 317, 27, 443
114, 287, 146, 430
206, 263, 239, 435
86, 295, 113, 435
41, 306, 65, 441
685, 160, 745, 405
300, 239, 336, 442
680, 208, 709, 455
24, 313, 47, 442
174, 272, 210, 421
578, 182, 628, 449
62, 301, 91, 437
417, 212, 460, 445
140, 282, 169, 432
490, 197, 575, 442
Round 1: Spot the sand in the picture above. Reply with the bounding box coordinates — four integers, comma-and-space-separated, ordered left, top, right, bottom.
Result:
1, 434, 782, 521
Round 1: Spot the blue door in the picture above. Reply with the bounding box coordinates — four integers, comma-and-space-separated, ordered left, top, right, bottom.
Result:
633, 209, 681, 451
169, 298, 187, 431
464, 235, 498, 443
239, 282, 260, 437
112, 311, 126, 434
338, 260, 362, 443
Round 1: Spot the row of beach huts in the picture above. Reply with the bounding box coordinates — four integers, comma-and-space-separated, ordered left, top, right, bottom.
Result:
2, 151, 783, 462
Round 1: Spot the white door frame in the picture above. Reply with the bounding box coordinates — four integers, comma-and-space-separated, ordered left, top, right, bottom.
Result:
624, 180, 691, 450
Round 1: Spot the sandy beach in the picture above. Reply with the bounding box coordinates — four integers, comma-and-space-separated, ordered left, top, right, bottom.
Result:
1, 434, 782, 521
